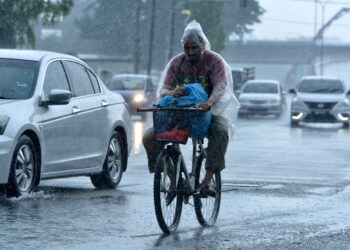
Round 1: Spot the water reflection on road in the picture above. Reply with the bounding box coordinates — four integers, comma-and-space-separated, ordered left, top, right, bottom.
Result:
132, 121, 144, 154
131, 115, 152, 155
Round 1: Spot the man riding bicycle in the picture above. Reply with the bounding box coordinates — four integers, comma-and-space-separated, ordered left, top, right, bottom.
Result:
142, 20, 239, 199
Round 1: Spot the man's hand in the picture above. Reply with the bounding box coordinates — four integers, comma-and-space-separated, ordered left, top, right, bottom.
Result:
197, 101, 213, 111
172, 85, 186, 98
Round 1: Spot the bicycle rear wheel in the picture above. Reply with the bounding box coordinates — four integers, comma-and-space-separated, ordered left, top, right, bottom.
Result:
194, 154, 221, 226
154, 150, 183, 234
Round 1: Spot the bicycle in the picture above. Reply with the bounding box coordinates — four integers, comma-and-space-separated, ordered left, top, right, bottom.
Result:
138, 106, 221, 234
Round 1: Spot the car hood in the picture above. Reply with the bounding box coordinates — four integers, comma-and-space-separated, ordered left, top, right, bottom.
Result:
239, 93, 279, 101
0, 99, 17, 104
0, 99, 22, 112
296, 93, 345, 102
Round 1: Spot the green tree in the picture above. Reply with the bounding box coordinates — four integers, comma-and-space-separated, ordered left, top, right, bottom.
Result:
74, 0, 264, 71
187, 1, 225, 52
187, 0, 264, 53
75, 0, 135, 55
224, 0, 265, 41
75, 0, 175, 69
0, 0, 73, 48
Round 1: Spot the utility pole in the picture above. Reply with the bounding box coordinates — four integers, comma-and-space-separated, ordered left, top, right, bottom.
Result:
167, 0, 176, 61
319, 0, 332, 76
314, 0, 318, 36
313, 7, 350, 76
147, 0, 156, 76
133, 0, 143, 74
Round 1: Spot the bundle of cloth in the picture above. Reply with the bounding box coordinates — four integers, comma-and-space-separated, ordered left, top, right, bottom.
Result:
157, 83, 211, 141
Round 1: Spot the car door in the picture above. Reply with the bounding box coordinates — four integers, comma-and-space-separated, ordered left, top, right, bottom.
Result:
63, 61, 110, 170
38, 60, 83, 173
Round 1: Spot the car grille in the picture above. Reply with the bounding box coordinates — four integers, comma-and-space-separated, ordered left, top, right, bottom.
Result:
304, 101, 337, 111
304, 113, 337, 122
249, 100, 267, 104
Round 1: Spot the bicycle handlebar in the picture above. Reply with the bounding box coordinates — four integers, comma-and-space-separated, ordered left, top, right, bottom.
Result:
137, 106, 207, 112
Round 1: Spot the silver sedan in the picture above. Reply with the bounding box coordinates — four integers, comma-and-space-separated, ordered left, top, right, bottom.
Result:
238, 80, 285, 118
0, 49, 132, 197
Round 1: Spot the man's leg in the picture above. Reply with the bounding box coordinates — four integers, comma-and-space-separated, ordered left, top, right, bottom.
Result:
142, 127, 166, 173
200, 115, 229, 192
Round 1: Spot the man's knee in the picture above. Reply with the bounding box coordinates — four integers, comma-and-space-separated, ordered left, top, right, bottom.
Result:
142, 128, 154, 145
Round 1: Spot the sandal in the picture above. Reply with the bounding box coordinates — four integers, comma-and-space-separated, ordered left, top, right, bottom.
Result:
198, 185, 216, 198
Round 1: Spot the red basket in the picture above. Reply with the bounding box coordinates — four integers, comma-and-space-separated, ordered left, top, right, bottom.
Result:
153, 111, 194, 144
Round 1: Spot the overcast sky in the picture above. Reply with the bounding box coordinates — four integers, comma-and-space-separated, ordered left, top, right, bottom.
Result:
249, 0, 350, 43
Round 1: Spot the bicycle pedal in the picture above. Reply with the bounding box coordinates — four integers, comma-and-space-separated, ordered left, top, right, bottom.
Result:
183, 196, 189, 204
193, 191, 208, 199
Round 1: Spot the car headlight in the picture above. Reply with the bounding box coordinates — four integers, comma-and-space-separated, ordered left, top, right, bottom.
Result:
133, 94, 146, 103
0, 116, 10, 135
334, 99, 350, 109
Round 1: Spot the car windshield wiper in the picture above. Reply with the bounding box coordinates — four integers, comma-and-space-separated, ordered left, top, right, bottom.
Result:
329, 89, 342, 93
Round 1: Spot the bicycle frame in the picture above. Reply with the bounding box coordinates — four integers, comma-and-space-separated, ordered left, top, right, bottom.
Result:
168, 138, 205, 195
138, 105, 220, 233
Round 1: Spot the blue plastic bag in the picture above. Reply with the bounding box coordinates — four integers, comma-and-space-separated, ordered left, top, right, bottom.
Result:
157, 83, 211, 140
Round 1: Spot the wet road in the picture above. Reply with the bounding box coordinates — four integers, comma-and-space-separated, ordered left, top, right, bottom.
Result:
2, 99, 350, 249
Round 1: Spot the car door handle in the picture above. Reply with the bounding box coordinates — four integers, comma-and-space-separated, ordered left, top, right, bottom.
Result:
72, 106, 80, 113
101, 100, 109, 107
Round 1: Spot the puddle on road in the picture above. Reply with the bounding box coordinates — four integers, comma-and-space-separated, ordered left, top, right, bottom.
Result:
261, 184, 284, 190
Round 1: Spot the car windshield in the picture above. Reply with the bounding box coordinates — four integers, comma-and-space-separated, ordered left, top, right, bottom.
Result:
298, 79, 344, 94
108, 76, 146, 91
243, 83, 278, 93
0, 59, 39, 99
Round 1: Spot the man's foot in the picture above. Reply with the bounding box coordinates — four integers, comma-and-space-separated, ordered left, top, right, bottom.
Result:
165, 190, 177, 206
198, 185, 216, 198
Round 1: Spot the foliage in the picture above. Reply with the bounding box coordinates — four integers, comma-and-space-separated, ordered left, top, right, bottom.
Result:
224, 0, 265, 40
75, 0, 135, 55
187, 2, 225, 52
187, 0, 264, 52
0, 0, 73, 48
74, 0, 264, 70
75, 0, 178, 68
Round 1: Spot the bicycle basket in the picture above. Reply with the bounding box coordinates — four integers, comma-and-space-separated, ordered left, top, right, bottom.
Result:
153, 110, 194, 144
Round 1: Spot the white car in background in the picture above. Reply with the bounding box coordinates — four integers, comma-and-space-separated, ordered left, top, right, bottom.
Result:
238, 80, 285, 118
289, 76, 350, 128
0, 49, 132, 197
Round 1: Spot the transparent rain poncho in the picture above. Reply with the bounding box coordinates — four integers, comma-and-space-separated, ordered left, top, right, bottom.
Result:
157, 20, 240, 137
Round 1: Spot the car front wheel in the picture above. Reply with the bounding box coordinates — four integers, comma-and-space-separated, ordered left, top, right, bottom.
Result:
90, 132, 125, 189
7, 135, 38, 197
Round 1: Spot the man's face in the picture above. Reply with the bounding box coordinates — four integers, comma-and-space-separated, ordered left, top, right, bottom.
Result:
183, 37, 203, 64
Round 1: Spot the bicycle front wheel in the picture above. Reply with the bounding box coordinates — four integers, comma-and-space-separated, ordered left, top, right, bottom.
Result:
154, 150, 183, 234
194, 154, 221, 227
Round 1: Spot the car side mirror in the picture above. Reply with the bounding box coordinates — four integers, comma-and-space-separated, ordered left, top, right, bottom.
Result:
289, 89, 296, 94
40, 89, 71, 106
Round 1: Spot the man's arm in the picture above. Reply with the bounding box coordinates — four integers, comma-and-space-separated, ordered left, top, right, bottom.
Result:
159, 56, 187, 97
208, 81, 226, 106
197, 82, 225, 110
159, 84, 175, 97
